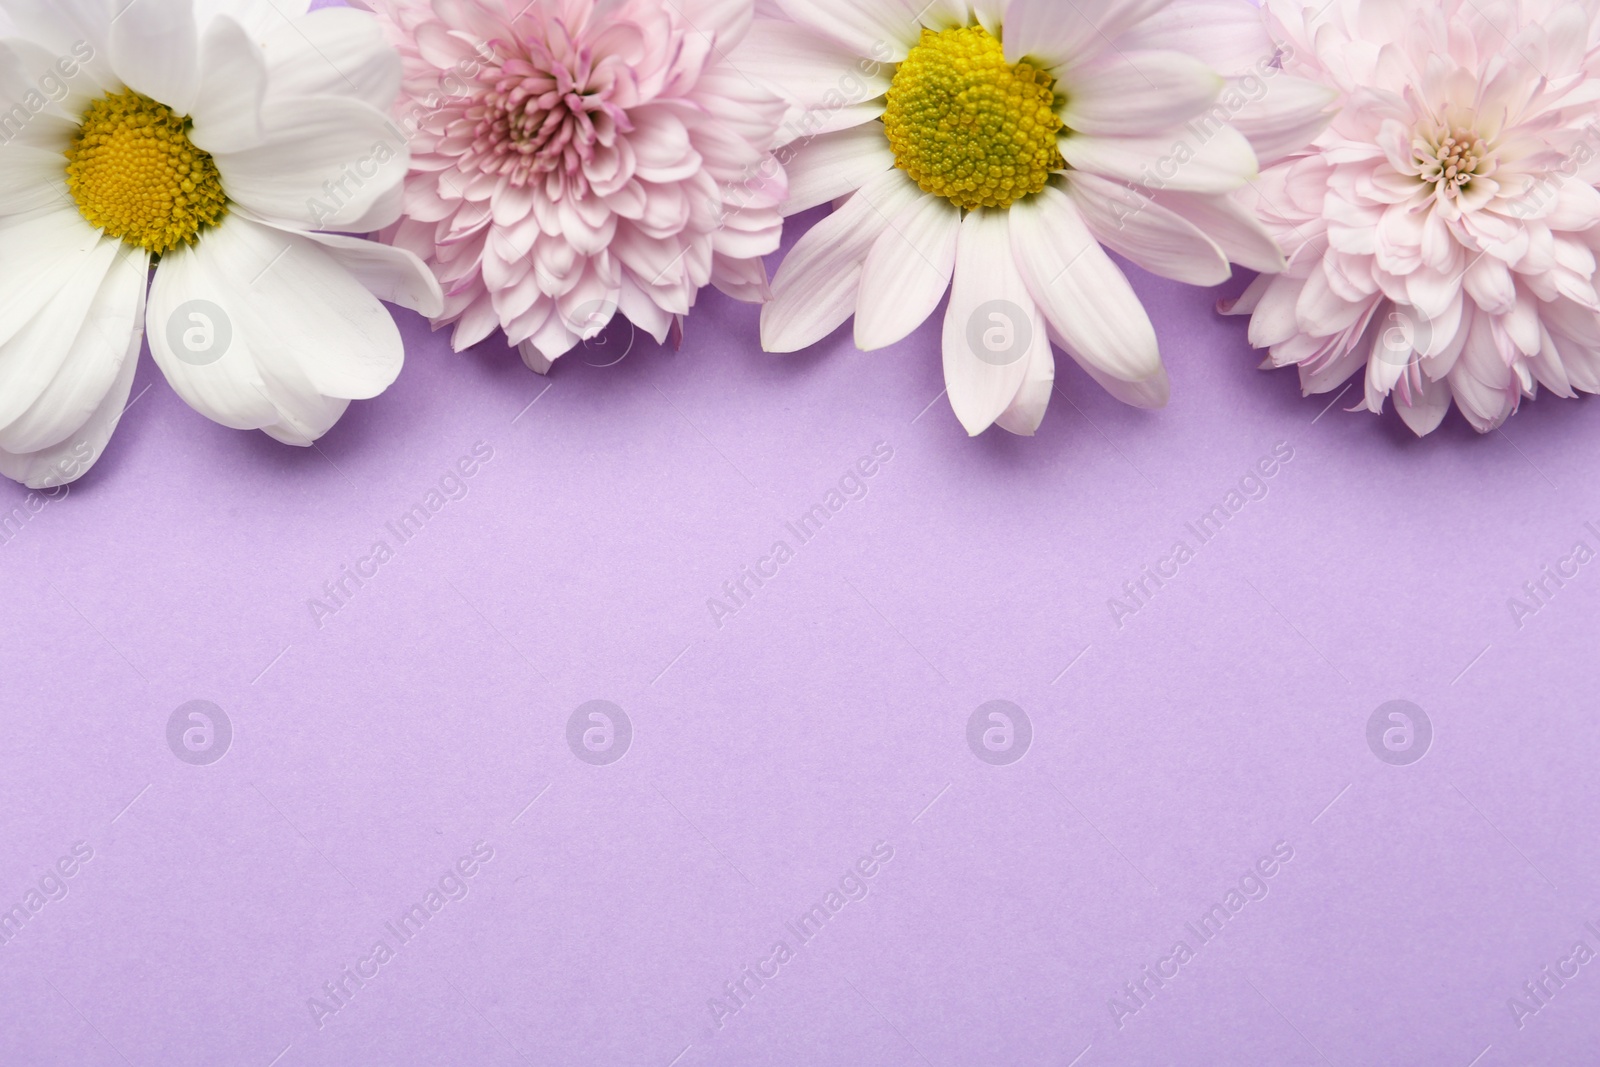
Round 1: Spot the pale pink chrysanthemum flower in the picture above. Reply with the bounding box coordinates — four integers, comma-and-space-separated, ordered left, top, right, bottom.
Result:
353, 0, 789, 371
1224, 0, 1600, 435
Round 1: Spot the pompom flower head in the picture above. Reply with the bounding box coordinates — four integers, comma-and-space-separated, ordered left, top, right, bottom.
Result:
1225, 0, 1600, 434
0, 0, 442, 488
355, 0, 790, 371
750, 0, 1331, 435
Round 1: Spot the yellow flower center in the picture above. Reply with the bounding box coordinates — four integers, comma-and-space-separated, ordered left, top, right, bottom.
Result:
882, 25, 1064, 212
66, 89, 227, 256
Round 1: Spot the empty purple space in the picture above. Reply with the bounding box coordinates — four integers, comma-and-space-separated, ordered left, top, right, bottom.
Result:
1, 202, 1597, 1067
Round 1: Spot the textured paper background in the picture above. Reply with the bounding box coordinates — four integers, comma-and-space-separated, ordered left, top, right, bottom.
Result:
2, 200, 1599, 1066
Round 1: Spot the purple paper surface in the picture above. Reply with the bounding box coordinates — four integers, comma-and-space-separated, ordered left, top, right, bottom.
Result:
1, 215, 1598, 1067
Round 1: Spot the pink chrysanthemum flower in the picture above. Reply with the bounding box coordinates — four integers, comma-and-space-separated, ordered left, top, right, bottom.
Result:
354, 0, 789, 371
1224, 0, 1600, 434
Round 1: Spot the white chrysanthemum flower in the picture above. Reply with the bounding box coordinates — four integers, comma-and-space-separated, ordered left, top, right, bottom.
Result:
1224, 0, 1600, 434
0, 0, 442, 487
751, 0, 1332, 435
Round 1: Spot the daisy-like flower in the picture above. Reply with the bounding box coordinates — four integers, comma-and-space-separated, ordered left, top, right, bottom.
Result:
750, 0, 1332, 435
1224, 0, 1600, 435
0, 0, 442, 488
353, 0, 790, 372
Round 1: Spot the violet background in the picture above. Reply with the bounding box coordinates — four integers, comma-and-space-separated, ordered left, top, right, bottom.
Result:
2, 214, 1597, 1064
5, 3, 1600, 1044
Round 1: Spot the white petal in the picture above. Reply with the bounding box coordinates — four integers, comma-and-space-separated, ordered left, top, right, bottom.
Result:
941, 210, 1047, 435
0, 242, 145, 454
1009, 187, 1162, 386
1, 0, 119, 105
1228, 75, 1338, 167
915, 0, 970, 30
148, 215, 405, 436
737, 18, 890, 133
188, 14, 269, 155
146, 252, 276, 430
762, 169, 923, 351
1116, 0, 1274, 74
0, 237, 119, 446
210, 96, 408, 231
1060, 126, 1258, 193
260, 7, 400, 112
1058, 51, 1222, 135
341, 181, 405, 234
969, 0, 1004, 35
681, 0, 757, 46
1065, 171, 1231, 285
0, 208, 108, 351
855, 192, 961, 350
775, 99, 887, 139
781, 122, 897, 215
0, 0, 111, 65
0, 307, 142, 490
994, 343, 1056, 435
191, 0, 314, 40
294, 229, 445, 317
255, 368, 349, 446
1004, 0, 1172, 70
110, 0, 200, 114
0, 145, 71, 214
0, 35, 107, 124
774, 0, 916, 62
1073, 352, 1171, 408
1148, 189, 1285, 272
